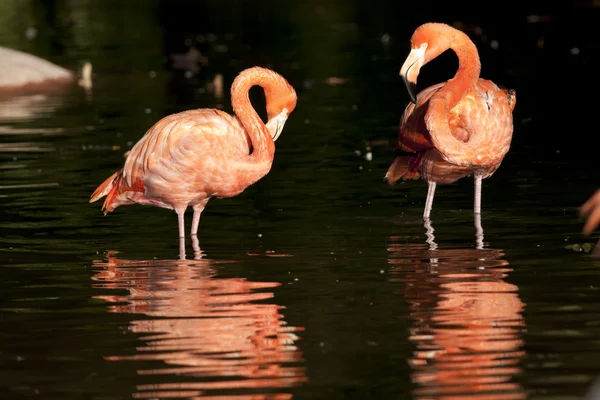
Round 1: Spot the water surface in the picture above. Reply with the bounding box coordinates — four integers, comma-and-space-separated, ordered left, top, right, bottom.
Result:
1, 2, 600, 399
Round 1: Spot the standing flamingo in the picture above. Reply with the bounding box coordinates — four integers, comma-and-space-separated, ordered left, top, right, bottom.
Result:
385, 23, 516, 219
90, 67, 297, 239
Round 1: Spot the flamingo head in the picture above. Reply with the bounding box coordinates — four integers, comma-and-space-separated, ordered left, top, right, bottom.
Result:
400, 23, 455, 103
265, 80, 297, 141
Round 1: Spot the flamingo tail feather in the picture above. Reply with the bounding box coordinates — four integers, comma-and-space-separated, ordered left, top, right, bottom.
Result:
89, 170, 123, 215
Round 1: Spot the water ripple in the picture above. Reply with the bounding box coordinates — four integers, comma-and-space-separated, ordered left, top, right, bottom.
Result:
91, 250, 306, 399
387, 217, 526, 399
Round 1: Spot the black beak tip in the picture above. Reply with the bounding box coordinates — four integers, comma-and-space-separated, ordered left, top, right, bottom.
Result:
407, 82, 417, 104
402, 72, 418, 104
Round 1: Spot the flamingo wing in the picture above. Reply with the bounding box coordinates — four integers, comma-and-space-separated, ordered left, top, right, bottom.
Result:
122, 109, 248, 190
445, 79, 514, 168
397, 83, 444, 153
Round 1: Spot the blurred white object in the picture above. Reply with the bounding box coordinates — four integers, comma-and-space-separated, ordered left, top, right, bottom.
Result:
0, 46, 74, 90
78, 61, 93, 90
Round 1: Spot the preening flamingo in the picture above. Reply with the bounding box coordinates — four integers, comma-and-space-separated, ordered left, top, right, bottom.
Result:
90, 67, 297, 239
385, 23, 516, 219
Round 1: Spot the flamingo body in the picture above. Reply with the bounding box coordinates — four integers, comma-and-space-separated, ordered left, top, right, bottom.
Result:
91, 67, 297, 239
94, 109, 256, 213
385, 23, 516, 218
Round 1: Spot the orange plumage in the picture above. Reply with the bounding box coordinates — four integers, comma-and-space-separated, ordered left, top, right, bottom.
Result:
90, 67, 297, 239
385, 23, 516, 219
581, 190, 600, 236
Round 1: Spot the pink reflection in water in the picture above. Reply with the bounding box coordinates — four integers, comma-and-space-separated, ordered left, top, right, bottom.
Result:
387, 217, 526, 399
92, 249, 306, 399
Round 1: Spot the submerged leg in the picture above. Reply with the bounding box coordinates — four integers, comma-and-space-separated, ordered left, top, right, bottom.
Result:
423, 217, 438, 251
175, 207, 186, 239
191, 199, 209, 236
191, 234, 204, 260
474, 211, 484, 250
179, 236, 186, 260
423, 181, 436, 219
474, 175, 482, 215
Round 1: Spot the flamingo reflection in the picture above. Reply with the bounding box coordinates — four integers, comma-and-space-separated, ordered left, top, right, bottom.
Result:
388, 216, 526, 399
91, 242, 306, 399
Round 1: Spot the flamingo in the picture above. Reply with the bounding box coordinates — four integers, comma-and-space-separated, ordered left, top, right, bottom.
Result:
580, 190, 600, 257
581, 190, 600, 236
385, 23, 516, 219
90, 66, 297, 239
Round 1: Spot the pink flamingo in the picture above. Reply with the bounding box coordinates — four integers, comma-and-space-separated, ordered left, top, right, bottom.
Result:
90, 67, 297, 239
581, 190, 600, 236
385, 23, 516, 219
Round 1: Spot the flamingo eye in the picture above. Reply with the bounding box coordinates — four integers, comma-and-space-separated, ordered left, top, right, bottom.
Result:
412, 42, 428, 51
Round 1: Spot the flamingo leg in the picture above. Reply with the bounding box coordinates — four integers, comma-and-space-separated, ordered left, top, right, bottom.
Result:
424, 181, 436, 219
474, 175, 482, 215
191, 234, 203, 260
191, 200, 209, 236
424, 217, 438, 251
176, 207, 186, 239
474, 211, 484, 249
179, 236, 186, 260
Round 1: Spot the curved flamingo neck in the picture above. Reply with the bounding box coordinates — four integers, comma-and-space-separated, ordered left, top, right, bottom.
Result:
437, 29, 481, 109
424, 26, 493, 167
230, 68, 277, 164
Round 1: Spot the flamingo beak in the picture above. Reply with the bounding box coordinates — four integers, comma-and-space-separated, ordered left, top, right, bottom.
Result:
399, 46, 426, 104
265, 109, 288, 141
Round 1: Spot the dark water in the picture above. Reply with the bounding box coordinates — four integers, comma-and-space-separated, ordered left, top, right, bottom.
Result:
1, 1, 600, 399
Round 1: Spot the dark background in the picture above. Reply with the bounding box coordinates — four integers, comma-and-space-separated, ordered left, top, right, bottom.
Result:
1, 2, 599, 399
